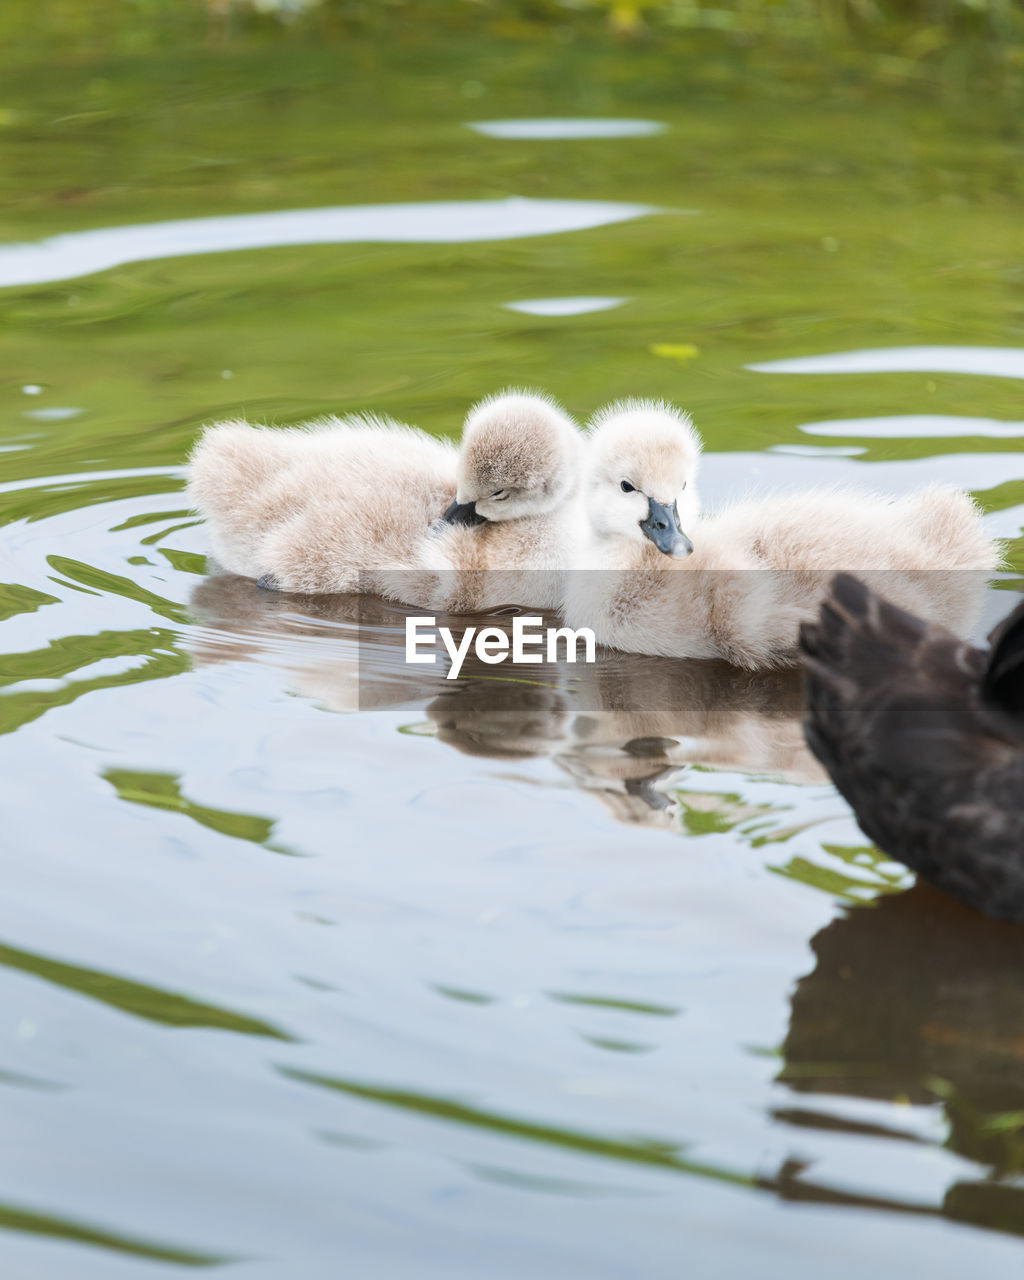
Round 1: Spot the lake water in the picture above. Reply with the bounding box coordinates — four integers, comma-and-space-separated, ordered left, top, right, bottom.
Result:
2, 14, 1024, 1277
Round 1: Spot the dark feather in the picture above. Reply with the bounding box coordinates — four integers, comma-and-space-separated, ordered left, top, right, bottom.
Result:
800, 574, 1024, 921
983, 594, 1024, 716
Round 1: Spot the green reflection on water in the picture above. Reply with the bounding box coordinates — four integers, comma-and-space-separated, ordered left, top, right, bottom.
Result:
466, 1160, 633, 1197
0, 630, 188, 737
547, 991, 680, 1016
433, 983, 498, 1005
110, 508, 194, 534
3, 477, 188, 525
0, 1067, 65, 1093
0, 583, 60, 623
0, 938, 290, 1039
771, 841, 913, 903
0, 1200, 233, 1266
103, 768, 278, 847
47, 556, 188, 624
673, 788, 787, 837
281, 1067, 753, 1187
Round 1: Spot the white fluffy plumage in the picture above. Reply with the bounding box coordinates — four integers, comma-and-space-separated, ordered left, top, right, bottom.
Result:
562, 400, 1001, 668
186, 391, 584, 611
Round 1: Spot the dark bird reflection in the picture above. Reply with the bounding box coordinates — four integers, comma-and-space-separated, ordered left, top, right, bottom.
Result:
770, 883, 1024, 1238
188, 574, 823, 824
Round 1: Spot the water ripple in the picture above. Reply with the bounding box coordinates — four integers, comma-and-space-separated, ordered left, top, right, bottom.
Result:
0, 198, 659, 288
0, 939, 289, 1038
468, 119, 666, 139
0, 1201, 232, 1266
799, 414, 1024, 439
503, 296, 628, 316
748, 346, 1024, 380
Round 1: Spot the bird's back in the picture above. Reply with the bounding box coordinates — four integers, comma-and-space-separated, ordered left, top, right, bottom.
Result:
188, 416, 457, 587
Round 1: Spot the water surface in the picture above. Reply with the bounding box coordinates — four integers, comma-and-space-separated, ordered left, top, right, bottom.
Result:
2, 18, 1024, 1278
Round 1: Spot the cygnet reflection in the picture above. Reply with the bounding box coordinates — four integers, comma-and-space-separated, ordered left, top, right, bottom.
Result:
188, 573, 823, 829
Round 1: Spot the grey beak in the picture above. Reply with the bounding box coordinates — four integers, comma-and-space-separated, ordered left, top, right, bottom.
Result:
640, 498, 693, 558
443, 500, 487, 527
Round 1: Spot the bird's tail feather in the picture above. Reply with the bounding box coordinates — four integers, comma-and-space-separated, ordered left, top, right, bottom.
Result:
800, 572, 930, 682
187, 421, 289, 519
800, 574, 938, 780
904, 484, 1001, 573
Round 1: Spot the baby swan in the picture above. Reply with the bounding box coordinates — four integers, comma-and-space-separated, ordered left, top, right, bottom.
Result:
422, 389, 584, 611
576, 398, 700, 567
708, 483, 998, 638
564, 399, 798, 668
187, 391, 582, 611
187, 413, 455, 589
563, 399, 998, 668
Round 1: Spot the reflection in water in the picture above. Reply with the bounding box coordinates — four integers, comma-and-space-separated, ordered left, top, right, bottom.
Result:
189, 573, 823, 831
800, 415, 1024, 439
770, 444, 867, 457
502, 296, 628, 316
22, 408, 84, 423
5, 453, 1023, 1272
47, 556, 189, 625
0, 938, 289, 1038
774, 884, 1024, 1237
0, 1068, 65, 1094
749, 347, 1024, 380
102, 768, 295, 854
771, 840, 912, 905
1, 469, 188, 526
281, 1067, 753, 1188
0, 583, 61, 623
467, 119, 666, 139
0, 1202, 231, 1267
0, 198, 658, 288
427, 679, 574, 762
0, 629, 188, 737
187, 574, 1024, 1240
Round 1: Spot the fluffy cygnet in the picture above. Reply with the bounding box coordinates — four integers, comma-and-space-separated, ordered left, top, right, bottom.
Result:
187, 413, 456, 589
708, 482, 1000, 639
564, 398, 797, 668
562, 399, 999, 668
574, 398, 702, 568
418, 389, 584, 611
187, 391, 583, 611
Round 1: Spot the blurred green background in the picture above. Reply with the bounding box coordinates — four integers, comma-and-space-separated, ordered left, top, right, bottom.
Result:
1, 0, 1021, 512
3, 0, 1023, 52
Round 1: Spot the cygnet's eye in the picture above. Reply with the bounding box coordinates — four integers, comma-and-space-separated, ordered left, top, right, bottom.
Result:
620, 480, 636, 493
492, 489, 509, 501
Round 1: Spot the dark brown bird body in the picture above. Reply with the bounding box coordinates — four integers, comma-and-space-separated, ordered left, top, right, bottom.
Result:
800, 573, 1024, 920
